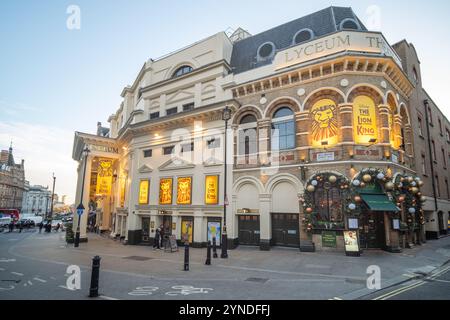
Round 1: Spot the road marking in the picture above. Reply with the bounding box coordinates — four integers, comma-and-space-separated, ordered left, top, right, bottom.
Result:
11, 272, 24, 276
58, 285, 76, 291
429, 266, 450, 279
99, 295, 119, 300
0, 268, 5, 271
373, 281, 425, 300
433, 279, 450, 284
33, 277, 47, 283
128, 286, 159, 296
328, 297, 343, 300
165, 285, 213, 296
0, 258, 16, 262
402, 273, 416, 278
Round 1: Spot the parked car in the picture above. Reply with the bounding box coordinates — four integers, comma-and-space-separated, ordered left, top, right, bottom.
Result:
51, 220, 64, 230
19, 219, 35, 228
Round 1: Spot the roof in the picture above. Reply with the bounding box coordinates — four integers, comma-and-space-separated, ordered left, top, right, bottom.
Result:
230, 6, 367, 74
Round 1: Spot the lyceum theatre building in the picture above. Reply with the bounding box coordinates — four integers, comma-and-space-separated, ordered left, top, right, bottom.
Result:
72, 6, 450, 254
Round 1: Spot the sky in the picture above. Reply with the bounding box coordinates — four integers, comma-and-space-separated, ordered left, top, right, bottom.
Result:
1, 0, 450, 204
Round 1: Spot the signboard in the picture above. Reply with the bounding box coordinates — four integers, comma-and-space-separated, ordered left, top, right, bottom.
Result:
138, 179, 150, 205
353, 96, 378, 144
181, 219, 193, 243
205, 175, 219, 205
392, 218, 400, 230
316, 152, 335, 162
348, 218, 359, 230
89, 144, 119, 154
344, 230, 360, 254
274, 31, 401, 70
95, 159, 113, 196
177, 177, 192, 205
165, 234, 178, 253
391, 153, 399, 164
159, 178, 173, 205
322, 231, 337, 248
207, 221, 221, 245
310, 99, 338, 147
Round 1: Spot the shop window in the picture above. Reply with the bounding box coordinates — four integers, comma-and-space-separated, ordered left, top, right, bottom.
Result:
173, 65, 193, 78
271, 107, 295, 151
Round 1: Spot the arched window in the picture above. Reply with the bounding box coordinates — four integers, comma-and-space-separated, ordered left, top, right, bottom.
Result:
238, 114, 257, 158
340, 19, 359, 30
172, 65, 193, 78
293, 29, 314, 45
271, 107, 295, 151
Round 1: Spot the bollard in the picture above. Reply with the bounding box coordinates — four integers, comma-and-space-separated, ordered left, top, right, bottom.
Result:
212, 237, 218, 258
183, 242, 189, 271
205, 241, 211, 265
89, 255, 101, 297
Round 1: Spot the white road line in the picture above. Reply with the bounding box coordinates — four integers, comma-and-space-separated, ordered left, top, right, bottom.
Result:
11, 272, 24, 276
33, 277, 47, 283
433, 279, 450, 284
58, 285, 75, 291
99, 295, 119, 300
0, 268, 5, 271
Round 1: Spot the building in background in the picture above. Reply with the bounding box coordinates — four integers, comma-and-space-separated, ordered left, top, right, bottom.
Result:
72, 6, 449, 252
22, 184, 51, 215
0, 144, 25, 211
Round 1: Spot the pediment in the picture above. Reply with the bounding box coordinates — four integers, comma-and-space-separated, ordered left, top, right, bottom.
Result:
159, 156, 195, 171
138, 164, 153, 173
203, 157, 223, 167
166, 89, 194, 104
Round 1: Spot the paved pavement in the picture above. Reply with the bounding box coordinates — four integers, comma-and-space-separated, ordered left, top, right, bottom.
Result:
0, 229, 449, 300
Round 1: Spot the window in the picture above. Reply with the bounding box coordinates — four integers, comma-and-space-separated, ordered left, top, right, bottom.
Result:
446, 129, 450, 142
439, 118, 443, 135
418, 117, 424, 136
293, 29, 314, 45
442, 148, 447, 168
314, 185, 343, 222
182, 103, 194, 112
163, 146, 174, 155
446, 179, 450, 199
257, 42, 275, 60
412, 67, 419, 83
173, 65, 193, 78
340, 19, 359, 30
421, 154, 427, 175
181, 142, 194, 153
432, 140, 437, 161
428, 107, 433, 125
436, 175, 441, 198
271, 107, 295, 151
150, 112, 160, 120
238, 115, 257, 156
207, 138, 220, 149
166, 107, 178, 116
143, 149, 152, 158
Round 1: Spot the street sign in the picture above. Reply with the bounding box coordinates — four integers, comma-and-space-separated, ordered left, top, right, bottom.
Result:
76, 204, 85, 216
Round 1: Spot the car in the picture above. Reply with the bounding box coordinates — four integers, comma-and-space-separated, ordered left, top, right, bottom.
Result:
18, 219, 35, 228
51, 220, 64, 230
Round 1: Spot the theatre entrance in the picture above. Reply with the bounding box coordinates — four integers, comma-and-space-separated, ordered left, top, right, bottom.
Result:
238, 215, 260, 246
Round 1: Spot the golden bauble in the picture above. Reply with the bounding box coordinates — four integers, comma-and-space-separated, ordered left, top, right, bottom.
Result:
385, 182, 395, 191
411, 187, 419, 194
407, 177, 414, 183
306, 185, 315, 193
354, 196, 362, 203
306, 207, 313, 214
362, 174, 372, 183
328, 175, 337, 183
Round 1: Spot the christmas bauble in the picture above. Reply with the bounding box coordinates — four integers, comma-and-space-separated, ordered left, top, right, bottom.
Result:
354, 196, 362, 203
411, 187, 419, 194
385, 182, 394, 191
352, 179, 361, 187
348, 203, 356, 210
306, 185, 315, 193
377, 173, 385, 180
363, 174, 372, 183
306, 207, 313, 214
311, 180, 318, 186
329, 175, 337, 183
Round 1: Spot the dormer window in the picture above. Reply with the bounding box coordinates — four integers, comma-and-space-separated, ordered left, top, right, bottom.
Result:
340, 19, 360, 30
293, 29, 314, 45
173, 65, 193, 78
257, 42, 275, 61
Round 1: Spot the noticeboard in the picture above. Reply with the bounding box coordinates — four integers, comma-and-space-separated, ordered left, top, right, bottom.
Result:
322, 231, 337, 248
344, 230, 360, 256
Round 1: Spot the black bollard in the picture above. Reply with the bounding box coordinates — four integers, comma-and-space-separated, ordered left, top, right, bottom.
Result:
183, 242, 189, 271
89, 256, 101, 297
205, 241, 211, 265
212, 237, 218, 258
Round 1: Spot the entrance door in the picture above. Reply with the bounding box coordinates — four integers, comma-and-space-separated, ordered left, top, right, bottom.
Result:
271, 213, 300, 247
238, 215, 260, 245
360, 212, 386, 249
141, 217, 150, 243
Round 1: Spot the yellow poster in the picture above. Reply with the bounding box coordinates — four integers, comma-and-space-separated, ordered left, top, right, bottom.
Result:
159, 178, 173, 205
205, 175, 219, 205
353, 95, 378, 144
120, 176, 126, 207
138, 180, 150, 205
177, 177, 192, 205
181, 219, 193, 243
310, 99, 338, 147
95, 159, 113, 196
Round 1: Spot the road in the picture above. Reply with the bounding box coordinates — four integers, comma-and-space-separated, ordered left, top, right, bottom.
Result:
0, 229, 449, 300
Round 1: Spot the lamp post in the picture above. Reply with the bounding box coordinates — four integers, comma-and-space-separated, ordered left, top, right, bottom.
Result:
221, 106, 232, 259
49, 173, 56, 220
75, 147, 90, 248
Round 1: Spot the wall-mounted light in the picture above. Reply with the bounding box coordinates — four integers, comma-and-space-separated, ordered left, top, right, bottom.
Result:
242, 208, 250, 214
369, 138, 377, 143
321, 141, 329, 146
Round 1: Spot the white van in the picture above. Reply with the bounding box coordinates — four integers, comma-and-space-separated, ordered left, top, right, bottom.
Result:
0, 216, 12, 228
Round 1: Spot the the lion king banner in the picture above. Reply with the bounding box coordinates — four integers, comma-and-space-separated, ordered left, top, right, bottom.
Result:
159, 178, 173, 205
177, 177, 192, 205
205, 175, 219, 205
95, 159, 113, 196
353, 95, 378, 144
310, 99, 338, 147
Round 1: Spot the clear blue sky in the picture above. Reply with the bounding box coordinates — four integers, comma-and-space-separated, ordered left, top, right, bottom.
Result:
1, 0, 449, 203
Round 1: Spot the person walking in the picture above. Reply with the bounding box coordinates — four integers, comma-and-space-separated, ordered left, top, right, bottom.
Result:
18, 221, 23, 233
9, 221, 14, 233
153, 228, 161, 250
55, 223, 60, 232
159, 225, 165, 249
38, 222, 43, 233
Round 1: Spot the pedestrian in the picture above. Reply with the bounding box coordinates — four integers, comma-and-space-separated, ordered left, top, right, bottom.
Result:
153, 228, 161, 250
159, 225, 165, 249
18, 221, 23, 233
9, 221, 14, 233
55, 223, 60, 232
38, 222, 43, 233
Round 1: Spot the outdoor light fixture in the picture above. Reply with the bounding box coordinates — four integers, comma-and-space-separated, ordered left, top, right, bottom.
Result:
75, 146, 90, 248
221, 105, 232, 259
369, 138, 377, 143
321, 141, 329, 146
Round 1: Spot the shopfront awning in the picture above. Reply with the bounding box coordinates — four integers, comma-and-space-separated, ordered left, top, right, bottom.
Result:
360, 194, 400, 212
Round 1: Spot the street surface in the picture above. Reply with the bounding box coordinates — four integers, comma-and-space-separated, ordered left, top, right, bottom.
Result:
0, 229, 449, 300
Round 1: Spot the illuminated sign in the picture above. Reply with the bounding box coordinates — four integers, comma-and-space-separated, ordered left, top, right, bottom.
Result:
95, 159, 113, 196
353, 95, 378, 144
177, 177, 192, 205
344, 230, 360, 253
89, 144, 119, 154
138, 179, 150, 205
205, 175, 219, 205
159, 178, 173, 205
181, 219, 193, 243
274, 31, 401, 70
310, 99, 338, 147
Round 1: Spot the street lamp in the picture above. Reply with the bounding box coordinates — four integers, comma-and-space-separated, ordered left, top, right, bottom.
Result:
74, 146, 90, 248
221, 106, 232, 259
49, 173, 56, 220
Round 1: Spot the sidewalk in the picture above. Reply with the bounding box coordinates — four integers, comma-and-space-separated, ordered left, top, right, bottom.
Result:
6, 231, 450, 299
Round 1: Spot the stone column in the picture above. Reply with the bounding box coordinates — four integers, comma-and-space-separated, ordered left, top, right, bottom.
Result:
378, 105, 391, 144
125, 150, 138, 244
338, 103, 354, 143
259, 194, 271, 251
295, 111, 310, 161
393, 114, 403, 150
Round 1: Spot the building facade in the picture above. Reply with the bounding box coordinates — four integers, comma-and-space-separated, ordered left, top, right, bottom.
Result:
72, 6, 449, 252
0, 145, 26, 211
21, 183, 52, 215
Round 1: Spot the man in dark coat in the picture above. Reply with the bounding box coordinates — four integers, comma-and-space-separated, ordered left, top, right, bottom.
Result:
153, 228, 161, 249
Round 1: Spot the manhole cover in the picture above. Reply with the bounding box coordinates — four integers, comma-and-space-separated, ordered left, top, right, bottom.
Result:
245, 277, 268, 284
123, 256, 152, 261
